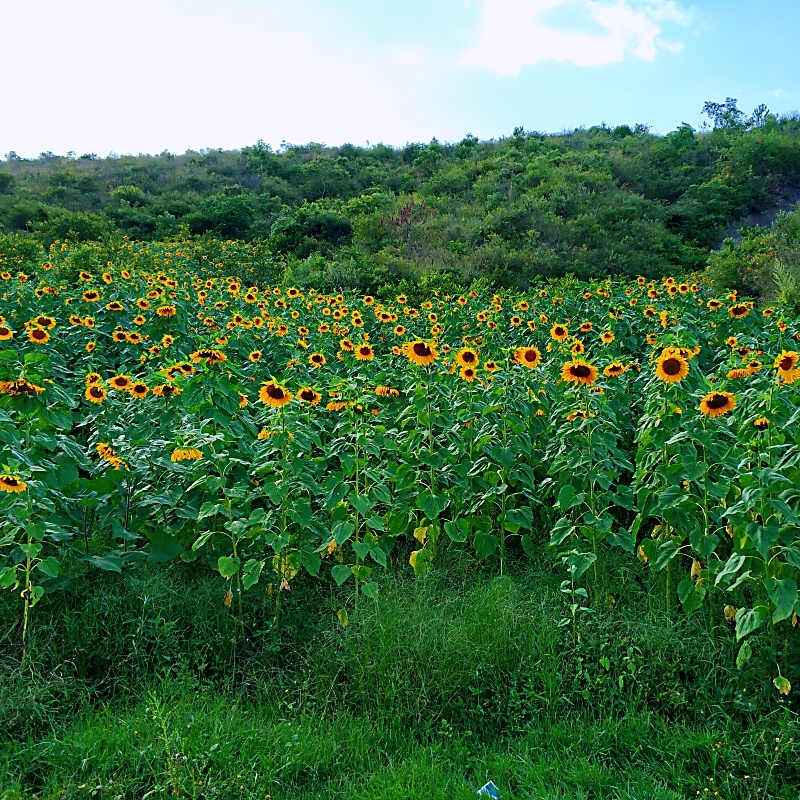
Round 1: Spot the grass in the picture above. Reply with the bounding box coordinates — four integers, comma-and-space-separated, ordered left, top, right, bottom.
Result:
1, 551, 798, 799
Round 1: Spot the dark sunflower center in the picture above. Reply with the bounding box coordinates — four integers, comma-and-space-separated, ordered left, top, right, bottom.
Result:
707, 393, 730, 409
570, 364, 591, 378
267, 385, 285, 400
359, 347, 371, 356
32, 329, 46, 339
779, 356, 794, 371
5, 478, 19, 487
90, 387, 104, 397
300, 389, 315, 401
462, 352, 476, 363
555, 327, 565, 336
524, 350, 538, 363
413, 343, 432, 357
661, 358, 682, 376
732, 306, 746, 315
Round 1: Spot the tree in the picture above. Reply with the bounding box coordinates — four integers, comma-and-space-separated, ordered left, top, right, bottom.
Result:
702, 98, 745, 130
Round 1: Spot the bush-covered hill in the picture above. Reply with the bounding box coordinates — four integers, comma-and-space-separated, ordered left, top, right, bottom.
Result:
2, 100, 800, 290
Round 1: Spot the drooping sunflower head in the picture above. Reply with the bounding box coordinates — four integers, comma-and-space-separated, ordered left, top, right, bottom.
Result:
699, 391, 736, 418
0, 474, 27, 493
753, 417, 770, 431
560, 359, 598, 386
259, 381, 293, 407
404, 340, 438, 366
297, 387, 322, 406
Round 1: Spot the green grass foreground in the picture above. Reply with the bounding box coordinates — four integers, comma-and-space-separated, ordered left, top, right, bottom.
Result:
1, 558, 798, 799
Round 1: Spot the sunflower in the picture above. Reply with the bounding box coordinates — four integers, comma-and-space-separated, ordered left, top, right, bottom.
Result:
85, 372, 102, 386
726, 368, 752, 380
32, 315, 56, 329
775, 350, 799, 374
655, 352, 689, 383
599, 331, 615, 344
0, 379, 46, 396
753, 417, 770, 431
28, 326, 50, 344
550, 324, 568, 342
259, 381, 293, 407
297, 387, 322, 406
0, 475, 26, 493
152, 384, 182, 398
375, 385, 401, 397
82, 290, 101, 302
86, 342, 96, 353
483, 360, 500, 373
85, 385, 107, 404
560, 359, 599, 386
308, 352, 326, 367
0, 325, 14, 340
403, 340, 438, 366
455, 348, 479, 368
137, 298, 151, 310
514, 346, 541, 369
109, 374, 132, 391
129, 382, 149, 399
394, 325, 406, 336
458, 365, 477, 382
171, 448, 203, 462
112, 330, 127, 343
699, 391, 736, 418
355, 344, 375, 361
156, 305, 177, 317
510, 315, 522, 327
579, 321, 593, 333
604, 361, 625, 377
571, 341, 585, 356
729, 303, 751, 319
249, 350, 262, 363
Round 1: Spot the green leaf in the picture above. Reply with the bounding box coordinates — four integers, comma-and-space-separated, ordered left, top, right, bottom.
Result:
506, 507, 533, 531
746, 522, 780, 559
564, 551, 597, 581
87, 554, 124, 573
360, 582, 378, 598
301, 550, 322, 577
715, 553, 745, 587
369, 547, 387, 568
217, 556, 240, 578
349, 492, 373, 516
352, 541, 372, 560
736, 640, 752, 669
333, 521, 355, 545
444, 519, 469, 543
147, 530, 185, 564
417, 491, 447, 520
765, 577, 798, 623
557, 485, 576, 511
331, 564, 353, 586
521, 536, 537, 560
36, 557, 59, 578
473, 530, 499, 561
677, 577, 706, 614
365, 515, 386, 532
549, 517, 575, 547
241, 559, 264, 590
735, 605, 768, 641
191, 529, 216, 551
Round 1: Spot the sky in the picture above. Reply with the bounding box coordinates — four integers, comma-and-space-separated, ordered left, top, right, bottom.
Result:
2, 0, 799, 158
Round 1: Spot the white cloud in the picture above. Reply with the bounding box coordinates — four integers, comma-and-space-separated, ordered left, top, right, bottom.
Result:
460, 0, 693, 76
768, 88, 789, 99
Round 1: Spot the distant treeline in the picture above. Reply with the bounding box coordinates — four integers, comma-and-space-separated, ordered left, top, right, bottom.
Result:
2, 99, 800, 291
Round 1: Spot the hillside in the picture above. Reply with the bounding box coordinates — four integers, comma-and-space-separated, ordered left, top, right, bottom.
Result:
2, 106, 800, 291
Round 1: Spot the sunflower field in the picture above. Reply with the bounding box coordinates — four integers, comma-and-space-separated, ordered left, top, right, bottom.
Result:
1, 238, 799, 695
